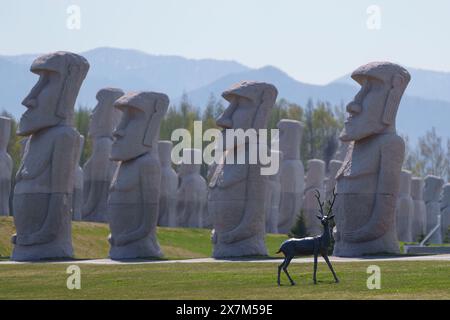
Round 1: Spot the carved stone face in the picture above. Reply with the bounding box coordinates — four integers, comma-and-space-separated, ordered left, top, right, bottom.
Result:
423, 175, 444, 202
110, 92, 169, 162
340, 76, 390, 142
19, 52, 89, 137
277, 120, 302, 160
216, 96, 258, 130
111, 105, 151, 162
19, 71, 64, 136
89, 88, 123, 138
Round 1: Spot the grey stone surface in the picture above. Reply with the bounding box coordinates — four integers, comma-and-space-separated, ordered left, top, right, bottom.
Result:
423, 175, 444, 244
108, 91, 169, 259
325, 159, 342, 200
0, 117, 12, 216
334, 138, 350, 162
208, 81, 278, 258
265, 150, 282, 234
157, 141, 178, 227
82, 88, 124, 222
303, 159, 325, 236
395, 170, 414, 242
276, 119, 304, 234
441, 184, 450, 241
11, 51, 89, 261
72, 135, 84, 221
177, 148, 208, 228
411, 177, 427, 241
333, 62, 410, 257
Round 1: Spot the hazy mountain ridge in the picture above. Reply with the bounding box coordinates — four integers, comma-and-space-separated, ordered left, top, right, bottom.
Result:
1, 47, 449, 141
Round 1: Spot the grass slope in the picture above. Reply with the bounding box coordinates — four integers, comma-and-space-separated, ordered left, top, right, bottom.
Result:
0, 217, 288, 260
0, 261, 449, 299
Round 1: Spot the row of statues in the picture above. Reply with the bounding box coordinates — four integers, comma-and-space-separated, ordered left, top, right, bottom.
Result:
1, 50, 448, 261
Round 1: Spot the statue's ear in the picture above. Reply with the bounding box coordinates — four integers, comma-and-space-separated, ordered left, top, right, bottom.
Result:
382, 74, 405, 125
55, 65, 82, 119
143, 97, 169, 147
252, 87, 277, 130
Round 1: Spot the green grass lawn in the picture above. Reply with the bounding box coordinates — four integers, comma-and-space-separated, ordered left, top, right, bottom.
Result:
0, 261, 449, 299
0, 217, 288, 260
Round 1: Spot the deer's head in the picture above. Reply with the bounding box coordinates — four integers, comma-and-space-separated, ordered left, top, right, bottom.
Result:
314, 188, 336, 226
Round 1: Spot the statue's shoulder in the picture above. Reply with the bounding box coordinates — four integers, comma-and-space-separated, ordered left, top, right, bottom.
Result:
378, 133, 405, 151
46, 126, 80, 142
135, 153, 160, 172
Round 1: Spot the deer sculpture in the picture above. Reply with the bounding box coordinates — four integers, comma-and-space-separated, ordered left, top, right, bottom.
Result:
277, 189, 339, 285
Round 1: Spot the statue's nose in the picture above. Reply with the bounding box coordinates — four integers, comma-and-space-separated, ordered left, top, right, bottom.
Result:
346, 102, 362, 115
216, 115, 233, 129
22, 97, 37, 109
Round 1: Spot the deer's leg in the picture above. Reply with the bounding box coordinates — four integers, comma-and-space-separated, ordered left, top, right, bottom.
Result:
313, 254, 318, 284
322, 254, 339, 283
283, 257, 296, 286
277, 259, 285, 286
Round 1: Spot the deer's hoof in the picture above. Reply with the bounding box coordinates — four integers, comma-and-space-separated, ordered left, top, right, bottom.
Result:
290, 282, 296, 286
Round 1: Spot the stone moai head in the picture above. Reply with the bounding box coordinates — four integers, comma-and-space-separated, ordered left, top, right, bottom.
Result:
89, 88, 124, 138
0, 117, 11, 150
306, 159, 325, 188
158, 141, 173, 167
277, 119, 303, 160
216, 81, 278, 130
399, 170, 412, 195
179, 148, 202, 177
411, 177, 424, 201
111, 92, 169, 162
442, 184, 450, 208
340, 62, 411, 142
19, 51, 90, 136
423, 175, 444, 202
328, 160, 343, 179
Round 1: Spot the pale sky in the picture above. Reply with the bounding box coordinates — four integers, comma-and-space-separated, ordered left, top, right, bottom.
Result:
1, 0, 449, 84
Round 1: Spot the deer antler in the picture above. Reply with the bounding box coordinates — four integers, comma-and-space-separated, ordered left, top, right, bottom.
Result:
314, 189, 325, 217
327, 188, 337, 215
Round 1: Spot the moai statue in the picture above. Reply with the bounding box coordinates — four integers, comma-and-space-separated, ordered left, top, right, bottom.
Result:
303, 159, 326, 236
11, 51, 89, 261
177, 148, 207, 228
265, 150, 283, 234
108, 91, 169, 259
411, 177, 427, 241
423, 175, 444, 244
157, 141, 178, 227
441, 184, 450, 242
0, 117, 12, 216
395, 170, 414, 242
208, 81, 278, 258
72, 135, 85, 221
325, 159, 343, 200
83, 88, 124, 222
333, 62, 411, 257
277, 119, 305, 234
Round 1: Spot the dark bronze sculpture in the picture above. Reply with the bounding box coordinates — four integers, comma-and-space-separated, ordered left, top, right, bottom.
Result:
277, 189, 339, 285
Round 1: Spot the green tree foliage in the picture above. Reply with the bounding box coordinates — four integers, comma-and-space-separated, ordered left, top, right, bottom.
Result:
288, 211, 308, 238
403, 127, 450, 181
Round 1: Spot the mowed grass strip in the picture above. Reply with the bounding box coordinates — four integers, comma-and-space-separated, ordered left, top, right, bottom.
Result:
0, 261, 449, 299
0, 217, 288, 260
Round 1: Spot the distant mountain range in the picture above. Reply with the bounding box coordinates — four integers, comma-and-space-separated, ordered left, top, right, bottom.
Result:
1, 47, 449, 142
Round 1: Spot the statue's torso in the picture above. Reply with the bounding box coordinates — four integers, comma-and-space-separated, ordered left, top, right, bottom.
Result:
15, 126, 78, 194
